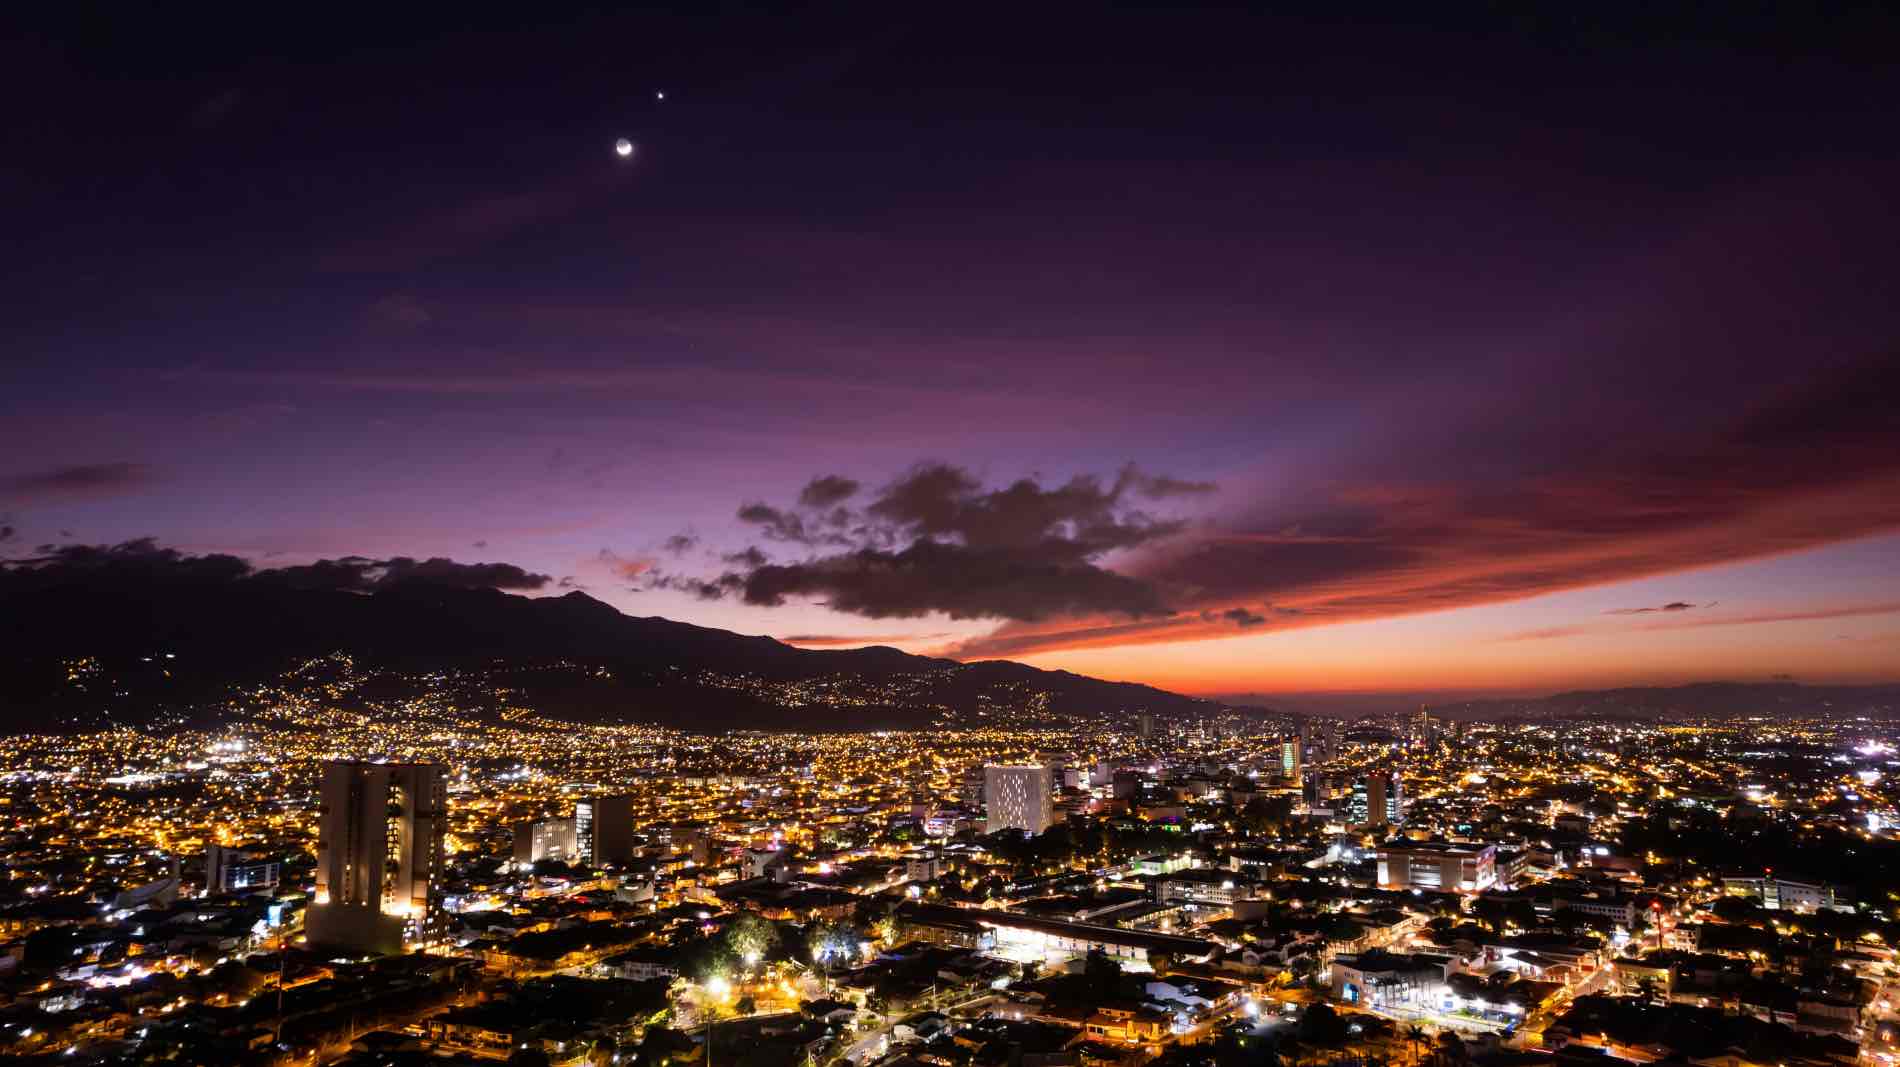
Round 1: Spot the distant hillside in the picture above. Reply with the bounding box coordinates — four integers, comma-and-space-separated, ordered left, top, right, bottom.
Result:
1437, 681, 1900, 721
0, 577, 1241, 732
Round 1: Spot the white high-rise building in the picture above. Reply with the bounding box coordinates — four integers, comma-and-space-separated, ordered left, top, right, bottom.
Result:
984, 764, 1055, 835
307, 761, 447, 954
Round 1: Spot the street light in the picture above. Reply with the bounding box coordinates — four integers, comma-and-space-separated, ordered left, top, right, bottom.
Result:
705, 976, 731, 1067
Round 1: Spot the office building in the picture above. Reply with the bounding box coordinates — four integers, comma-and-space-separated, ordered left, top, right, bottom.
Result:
204, 843, 280, 896
513, 816, 579, 865
1376, 841, 1496, 892
985, 764, 1055, 835
575, 793, 635, 866
1721, 875, 1853, 913
307, 761, 447, 954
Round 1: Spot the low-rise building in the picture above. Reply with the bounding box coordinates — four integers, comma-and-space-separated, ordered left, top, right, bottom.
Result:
1375, 842, 1496, 892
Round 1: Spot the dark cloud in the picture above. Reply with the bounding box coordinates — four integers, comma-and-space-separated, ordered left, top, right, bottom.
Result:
736, 502, 841, 545
258, 556, 380, 591
0, 462, 151, 501
1118, 467, 1218, 499
644, 569, 745, 601
796, 475, 861, 509
1606, 601, 1701, 615
738, 540, 1169, 621
0, 525, 14, 544
472, 540, 488, 549
1222, 607, 1267, 628
662, 533, 699, 555
696, 463, 1207, 621
723, 546, 768, 568
370, 557, 550, 589
2, 538, 551, 595
264, 555, 553, 592
2, 538, 251, 585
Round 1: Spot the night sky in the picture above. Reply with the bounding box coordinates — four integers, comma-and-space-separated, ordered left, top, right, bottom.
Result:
6, 7, 1899, 701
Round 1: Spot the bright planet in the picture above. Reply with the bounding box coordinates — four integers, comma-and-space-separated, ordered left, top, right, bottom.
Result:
614, 138, 634, 158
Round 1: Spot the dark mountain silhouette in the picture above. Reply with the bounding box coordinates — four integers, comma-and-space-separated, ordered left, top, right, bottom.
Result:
0, 577, 1235, 732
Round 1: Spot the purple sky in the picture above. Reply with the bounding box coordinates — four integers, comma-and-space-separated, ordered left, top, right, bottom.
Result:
5, 8, 1898, 699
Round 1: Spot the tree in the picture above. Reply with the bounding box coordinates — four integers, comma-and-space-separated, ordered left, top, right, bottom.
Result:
1405, 1025, 1426, 1062
1506, 898, 1539, 932
1471, 896, 1509, 934
1083, 949, 1123, 1000
806, 920, 857, 968
720, 912, 781, 965
1712, 895, 1762, 925
1297, 1003, 1347, 1046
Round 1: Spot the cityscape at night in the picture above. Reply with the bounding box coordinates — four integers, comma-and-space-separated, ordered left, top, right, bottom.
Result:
3, 6, 1899, 1067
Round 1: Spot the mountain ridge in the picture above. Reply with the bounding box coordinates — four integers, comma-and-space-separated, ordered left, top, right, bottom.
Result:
0, 577, 1238, 732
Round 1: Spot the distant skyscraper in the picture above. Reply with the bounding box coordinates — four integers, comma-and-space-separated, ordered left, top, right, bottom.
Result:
577, 794, 635, 866
573, 799, 593, 863
984, 764, 1055, 834
204, 843, 279, 896
1305, 718, 1340, 763
1348, 770, 1404, 828
1040, 751, 1068, 783
307, 761, 447, 954
1279, 739, 1303, 784
1139, 713, 1156, 739
1302, 772, 1337, 810
1111, 768, 1143, 803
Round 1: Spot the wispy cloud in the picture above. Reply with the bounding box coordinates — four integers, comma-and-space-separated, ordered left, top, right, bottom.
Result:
1605, 600, 1706, 615
0, 462, 152, 502
1495, 601, 1900, 642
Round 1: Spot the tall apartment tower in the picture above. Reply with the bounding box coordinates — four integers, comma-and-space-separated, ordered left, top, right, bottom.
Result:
984, 764, 1055, 835
1279, 739, 1304, 784
576, 794, 636, 865
307, 761, 447, 954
